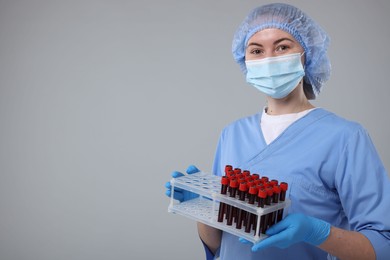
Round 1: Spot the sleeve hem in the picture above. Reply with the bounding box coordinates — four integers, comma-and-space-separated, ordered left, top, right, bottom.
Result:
200, 237, 220, 260
360, 229, 390, 260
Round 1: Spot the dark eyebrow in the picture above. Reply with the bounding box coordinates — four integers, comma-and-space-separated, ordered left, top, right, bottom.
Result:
247, 42, 263, 48
247, 37, 295, 48
273, 38, 295, 45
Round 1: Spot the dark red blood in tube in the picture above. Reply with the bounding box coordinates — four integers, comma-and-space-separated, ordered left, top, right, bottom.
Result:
277, 182, 288, 222
262, 187, 273, 233
269, 185, 281, 227
244, 186, 258, 233
272, 185, 281, 203
236, 182, 248, 229
257, 189, 267, 235
257, 189, 267, 207
225, 177, 236, 220
226, 179, 238, 225
237, 182, 248, 199
256, 189, 267, 234
217, 176, 230, 222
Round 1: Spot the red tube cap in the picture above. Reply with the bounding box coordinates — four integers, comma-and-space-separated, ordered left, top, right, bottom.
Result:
242, 170, 250, 176
280, 182, 288, 191
221, 176, 229, 185
261, 176, 269, 183
263, 181, 271, 188
270, 179, 278, 187
226, 170, 234, 178
257, 183, 264, 190
254, 179, 262, 186
258, 189, 267, 199
225, 165, 233, 174
249, 186, 258, 195
237, 177, 246, 184
239, 182, 248, 192
251, 173, 260, 180
273, 185, 281, 194
229, 179, 238, 188
247, 179, 255, 187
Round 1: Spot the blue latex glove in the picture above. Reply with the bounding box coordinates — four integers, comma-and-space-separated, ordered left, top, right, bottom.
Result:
239, 213, 330, 252
165, 165, 200, 202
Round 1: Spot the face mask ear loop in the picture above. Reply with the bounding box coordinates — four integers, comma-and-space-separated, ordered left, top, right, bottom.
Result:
301, 52, 306, 70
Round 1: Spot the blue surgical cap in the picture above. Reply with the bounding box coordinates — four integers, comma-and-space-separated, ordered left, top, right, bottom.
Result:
232, 3, 331, 99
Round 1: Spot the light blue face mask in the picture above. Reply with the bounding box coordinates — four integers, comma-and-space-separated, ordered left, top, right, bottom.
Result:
245, 53, 305, 99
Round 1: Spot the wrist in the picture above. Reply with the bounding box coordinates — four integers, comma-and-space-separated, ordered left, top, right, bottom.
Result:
305, 216, 331, 246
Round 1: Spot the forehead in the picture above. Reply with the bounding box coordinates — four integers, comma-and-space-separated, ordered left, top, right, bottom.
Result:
247, 28, 298, 45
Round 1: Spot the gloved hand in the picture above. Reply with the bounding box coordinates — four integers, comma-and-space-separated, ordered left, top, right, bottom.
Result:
239, 213, 330, 252
165, 165, 200, 202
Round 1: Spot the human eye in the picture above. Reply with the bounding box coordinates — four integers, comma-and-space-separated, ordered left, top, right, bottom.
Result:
275, 45, 290, 53
250, 49, 263, 55
246, 47, 264, 59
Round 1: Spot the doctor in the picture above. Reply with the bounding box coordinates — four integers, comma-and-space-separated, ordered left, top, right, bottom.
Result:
166, 3, 390, 260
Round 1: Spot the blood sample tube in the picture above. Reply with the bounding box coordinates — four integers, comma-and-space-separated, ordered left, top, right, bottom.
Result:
236, 182, 248, 229
245, 179, 255, 199
237, 176, 245, 185
257, 188, 267, 235
269, 185, 281, 227
272, 185, 281, 203
254, 179, 262, 186
225, 165, 233, 175
217, 176, 230, 222
263, 187, 274, 233
226, 179, 238, 225
263, 181, 272, 189
256, 183, 265, 201
226, 169, 234, 178
244, 175, 252, 183
236, 179, 246, 196
265, 187, 274, 203
246, 178, 255, 187
244, 186, 258, 233
277, 182, 288, 222
236, 173, 244, 181
261, 176, 269, 183
225, 176, 235, 220
242, 170, 250, 177
233, 168, 242, 175
270, 179, 278, 187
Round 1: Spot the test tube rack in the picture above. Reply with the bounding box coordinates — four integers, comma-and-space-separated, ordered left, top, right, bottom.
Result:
168, 171, 291, 243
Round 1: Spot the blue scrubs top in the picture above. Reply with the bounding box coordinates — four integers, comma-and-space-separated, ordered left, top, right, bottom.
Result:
212, 108, 390, 260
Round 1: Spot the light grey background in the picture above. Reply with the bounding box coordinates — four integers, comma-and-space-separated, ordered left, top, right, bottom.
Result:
0, 0, 389, 259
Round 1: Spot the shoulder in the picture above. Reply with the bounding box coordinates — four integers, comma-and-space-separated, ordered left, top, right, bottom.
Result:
313, 108, 366, 135
307, 109, 373, 153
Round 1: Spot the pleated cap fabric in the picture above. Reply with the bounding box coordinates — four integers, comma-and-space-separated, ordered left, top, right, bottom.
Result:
232, 3, 331, 99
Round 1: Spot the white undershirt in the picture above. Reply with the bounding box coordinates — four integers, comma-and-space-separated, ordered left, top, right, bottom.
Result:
261, 107, 317, 145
